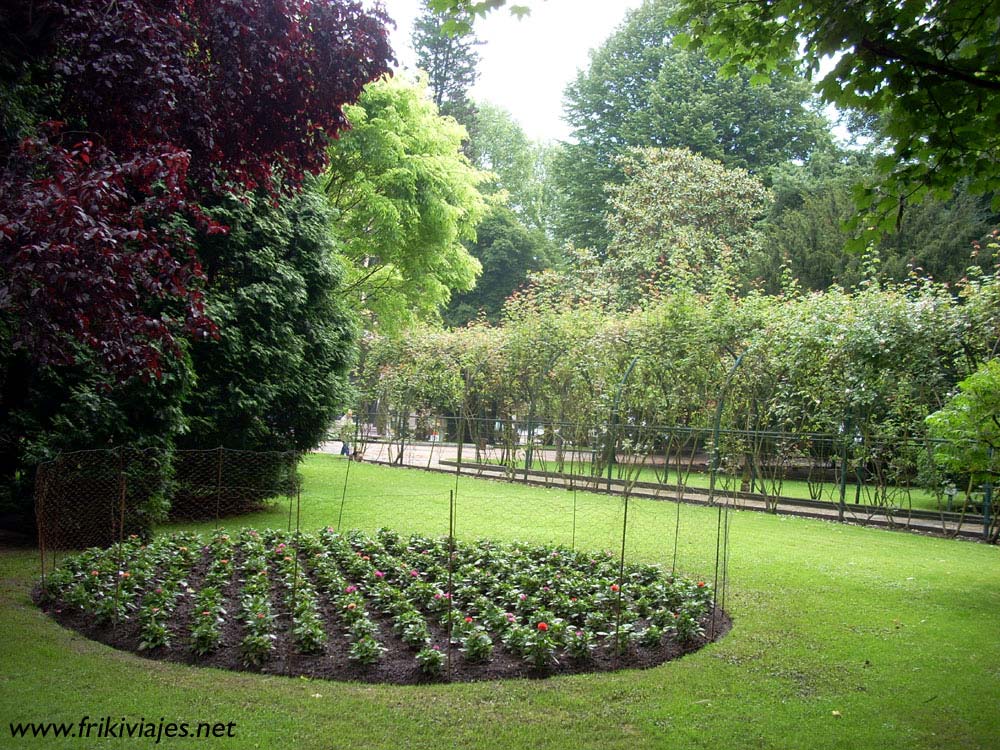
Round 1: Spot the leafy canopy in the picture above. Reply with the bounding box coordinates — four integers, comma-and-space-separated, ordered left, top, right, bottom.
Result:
467, 102, 554, 233
324, 75, 488, 334
444, 205, 554, 326
551, 0, 830, 251
673, 0, 1000, 239
927, 360, 1000, 485
606, 147, 772, 300
426, 0, 531, 34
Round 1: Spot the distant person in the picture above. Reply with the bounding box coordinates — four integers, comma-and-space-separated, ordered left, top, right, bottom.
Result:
337, 411, 354, 457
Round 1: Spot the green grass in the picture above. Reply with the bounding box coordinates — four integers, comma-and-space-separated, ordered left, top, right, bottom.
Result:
3, 453, 1000, 749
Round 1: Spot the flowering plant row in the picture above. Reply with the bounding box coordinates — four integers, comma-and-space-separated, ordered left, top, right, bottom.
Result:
40, 528, 717, 679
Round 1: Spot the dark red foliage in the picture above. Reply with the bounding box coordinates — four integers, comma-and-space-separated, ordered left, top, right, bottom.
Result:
0, 0, 394, 381
0, 127, 218, 378
45, 0, 394, 191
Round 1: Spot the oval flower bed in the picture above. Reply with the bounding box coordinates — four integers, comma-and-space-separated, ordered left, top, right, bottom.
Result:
36, 528, 729, 684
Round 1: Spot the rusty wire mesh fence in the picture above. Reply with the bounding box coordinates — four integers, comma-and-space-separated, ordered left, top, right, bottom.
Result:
35, 447, 299, 574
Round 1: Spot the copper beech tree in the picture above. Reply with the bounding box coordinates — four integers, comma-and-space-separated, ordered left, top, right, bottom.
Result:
0, 0, 393, 379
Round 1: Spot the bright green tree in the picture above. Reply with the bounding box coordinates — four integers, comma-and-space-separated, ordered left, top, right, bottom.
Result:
323, 75, 488, 333
927, 360, 1000, 519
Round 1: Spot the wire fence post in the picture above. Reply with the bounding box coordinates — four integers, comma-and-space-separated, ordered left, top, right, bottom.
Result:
838, 435, 849, 523
213, 446, 223, 526
613, 491, 630, 664
336, 450, 352, 532
984, 447, 994, 541
446, 489, 455, 682
36, 461, 49, 583
113, 447, 127, 628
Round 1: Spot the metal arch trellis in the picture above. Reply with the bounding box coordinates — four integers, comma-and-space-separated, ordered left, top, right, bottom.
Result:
708, 351, 744, 637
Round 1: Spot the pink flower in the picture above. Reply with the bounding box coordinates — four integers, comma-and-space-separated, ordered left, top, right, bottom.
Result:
373, 570, 385, 579
519, 593, 527, 601
410, 570, 419, 577
345, 585, 357, 594
464, 616, 473, 624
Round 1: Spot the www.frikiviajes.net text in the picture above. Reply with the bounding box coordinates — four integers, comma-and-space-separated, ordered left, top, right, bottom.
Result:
9, 716, 237, 743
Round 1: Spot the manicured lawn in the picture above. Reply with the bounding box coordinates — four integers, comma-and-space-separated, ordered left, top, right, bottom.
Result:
3, 453, 999, 749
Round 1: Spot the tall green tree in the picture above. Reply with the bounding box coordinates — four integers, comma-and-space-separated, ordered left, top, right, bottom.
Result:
444, 205, 555, 326
551, 0, 830, 251
181, 186, 357, 456
757, 153, 998, 291
466, 102, 556, 233
673, 0, 1000, 242
412, 0, 481, 127
324, 75, 488, 334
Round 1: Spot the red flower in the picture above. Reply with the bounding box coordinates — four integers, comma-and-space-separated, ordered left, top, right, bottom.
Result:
610, 584, 620, 592
537, 622, 549, 632
696, 581, 706, 588
464, 616, 473, 623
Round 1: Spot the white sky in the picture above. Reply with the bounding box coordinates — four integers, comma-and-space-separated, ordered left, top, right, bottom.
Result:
375, 1, 644, 143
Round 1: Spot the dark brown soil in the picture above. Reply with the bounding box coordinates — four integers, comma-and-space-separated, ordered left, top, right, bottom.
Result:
35, 582, 731, 684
